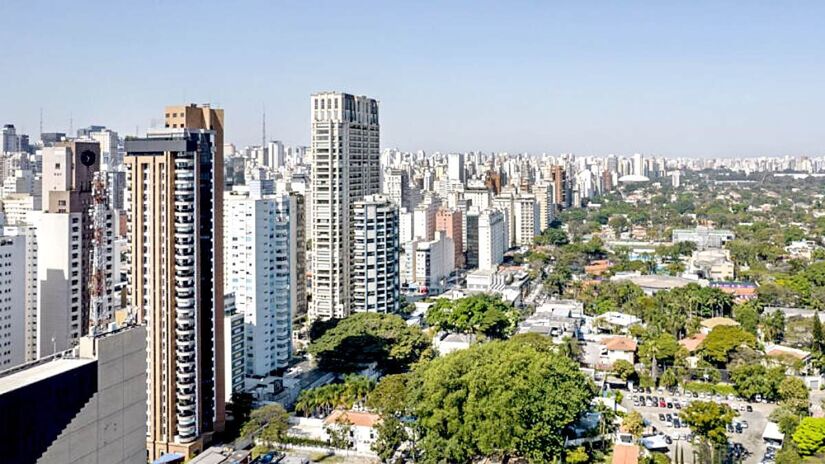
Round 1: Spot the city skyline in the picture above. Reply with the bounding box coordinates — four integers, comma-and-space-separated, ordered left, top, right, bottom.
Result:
2, 1, 825, 156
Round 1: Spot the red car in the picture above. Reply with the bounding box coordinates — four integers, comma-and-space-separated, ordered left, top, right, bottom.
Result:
659, 400, 666, 408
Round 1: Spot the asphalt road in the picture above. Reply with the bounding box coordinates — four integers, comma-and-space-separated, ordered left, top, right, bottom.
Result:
623, 391, 775, 464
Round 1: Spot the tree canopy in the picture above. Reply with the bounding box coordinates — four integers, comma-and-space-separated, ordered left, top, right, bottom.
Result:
425, 294, 519, 339
308, 312, 432, 373
679, 401, 737, 445
793, 417, 825, 456
700, 325, 756, 365
240, 403, 289, 444
407, 334, 596, 463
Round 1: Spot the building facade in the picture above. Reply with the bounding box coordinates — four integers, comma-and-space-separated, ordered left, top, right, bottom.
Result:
125, 118, 225, 459
0, 325, 147, 464
224, 189, 296, 377
37, 140, 100, 357
352, 195, 400, 314
310, 92, 380, 320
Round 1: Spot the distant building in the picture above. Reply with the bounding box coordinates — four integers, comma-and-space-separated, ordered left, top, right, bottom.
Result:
672, 226, 735, 250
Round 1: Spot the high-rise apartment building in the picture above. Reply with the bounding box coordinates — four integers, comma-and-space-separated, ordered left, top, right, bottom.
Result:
383, 168, 410, 210
436, 207, 464, 269
514, 195, 540, 247
550, 165, 568, 208
532, 182, 555, 232
352, 194, 400, 314
125, 108, 225, 459
1, 124, 20, 153
37, 140, 101, 357
413, 200, 437, 241
464, 209, 480, 269
3, 224, 38, 362
447, 152, 465, 182
0, 234, 25, 369
224, 188, 297, 377
310, 92, 380, 320
478, 209, 506, 271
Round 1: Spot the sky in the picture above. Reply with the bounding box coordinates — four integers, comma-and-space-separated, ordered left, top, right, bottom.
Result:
1, 1, 825, 156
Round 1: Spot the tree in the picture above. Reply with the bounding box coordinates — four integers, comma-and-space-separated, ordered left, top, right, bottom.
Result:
408, 334, 596, 463
700, 325, 756, 365
612, 359, 636, 382
733, 303, 759, 335
367, 374, 409, 415
659, 368, 678, 389
761, 310, 785, 343
535, 227, 569, 247
372, 415, 408, 462
679, 401, 736, 445
792, 417, 825, 456
813, 311, 824, 356
730, 364, 773, 401
229, 391, 255, 428
622, 410, 645, 439
779, 376, 810, 415
565, 446, 589, 464
240, 403, 289, 444
609, 216, 629, 236
308, 312, 431, 373
641, 453, 670, 464
425, 294, 519, 339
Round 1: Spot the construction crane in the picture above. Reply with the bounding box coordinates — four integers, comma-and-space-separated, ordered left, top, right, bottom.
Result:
88, 172, 112, 335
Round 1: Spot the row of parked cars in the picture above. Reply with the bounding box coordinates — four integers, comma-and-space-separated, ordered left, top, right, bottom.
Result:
632, 394, 684, 409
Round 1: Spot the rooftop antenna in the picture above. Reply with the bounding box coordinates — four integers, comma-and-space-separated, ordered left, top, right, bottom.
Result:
262, 103, 267, 148
39, 108, 43, 136
69, 112, 73, 135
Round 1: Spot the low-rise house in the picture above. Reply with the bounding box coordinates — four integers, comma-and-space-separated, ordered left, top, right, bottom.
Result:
434, 332, 477, 356
700, 317, 739, 334
519, 300, 584, 341
288, 410, 381, 455
679, 333, 707, 368
593, 311, 642, 334
764, 344, 813, 375
599, 336, 637, 367
786, 240, 817, 260
585, 259, 613, 276
710, 281, 757, 303
688, 249, 735, 280
611, 272, 707, 295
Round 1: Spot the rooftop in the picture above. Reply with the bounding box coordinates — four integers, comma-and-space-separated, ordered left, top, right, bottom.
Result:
0, 357, 94, 395
602, 336, 637, 352
679, 333, 707, 352
612, 444, 639, 464
700, 317, 740, 329
324, 410, 381, 428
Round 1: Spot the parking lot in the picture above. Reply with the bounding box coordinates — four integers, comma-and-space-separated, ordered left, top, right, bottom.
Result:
622, 389, 776, 464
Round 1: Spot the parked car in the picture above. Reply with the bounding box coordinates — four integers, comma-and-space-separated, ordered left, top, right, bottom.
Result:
746, 405, 753, 412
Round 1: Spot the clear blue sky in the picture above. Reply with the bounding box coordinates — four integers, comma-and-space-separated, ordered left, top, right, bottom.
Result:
2, 1, 824, 156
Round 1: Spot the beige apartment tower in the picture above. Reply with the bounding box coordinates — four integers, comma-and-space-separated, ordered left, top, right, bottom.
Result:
125, 104, 225, 460
309, 92, 380, 320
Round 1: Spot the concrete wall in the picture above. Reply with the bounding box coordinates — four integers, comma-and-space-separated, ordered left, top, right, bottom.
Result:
37, 326, 148, 464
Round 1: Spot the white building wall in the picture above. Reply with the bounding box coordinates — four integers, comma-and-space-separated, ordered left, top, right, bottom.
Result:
478, 210, 505, 271
224, 192, 293, 377
0, 234, 25, 369
36, 212, 82, 357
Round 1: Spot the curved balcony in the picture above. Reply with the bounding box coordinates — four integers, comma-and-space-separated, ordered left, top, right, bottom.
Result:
175, 324, 194, 336
177, 338, 196, 350
176, 275, 195, 287
175, 223, 194, 234
174, 211, 194, 223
